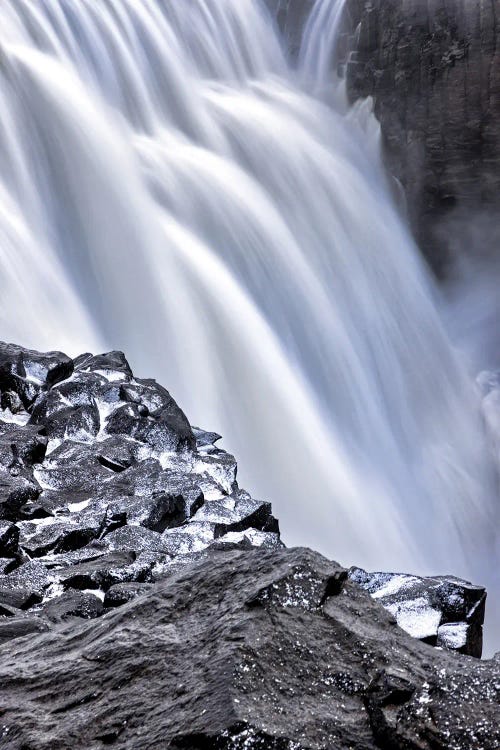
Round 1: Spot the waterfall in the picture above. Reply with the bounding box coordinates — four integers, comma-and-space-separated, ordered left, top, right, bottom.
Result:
0, 0, 497, 583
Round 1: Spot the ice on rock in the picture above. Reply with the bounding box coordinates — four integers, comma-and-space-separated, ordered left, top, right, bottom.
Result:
350, 567, 486, 656
0, 343, 283, 632
385, 596, 442, 640
437, 622, 469, 651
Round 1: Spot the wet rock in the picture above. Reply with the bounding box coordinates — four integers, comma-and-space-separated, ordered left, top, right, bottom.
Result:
0, 559, 17, 576
105, 403, 194, 453
18, 519, 98, 558
0, 470, 41, 520
101, 525, 167, 554
0, 548, 498, 750
103, 491, 187, 533
0, 615, 49, 646
192, 427, 222, 450
104, 581, 153, 608
350, 567, 486, 657
0, 560, 50, 601
57, 550, 141, 591
74, 351, 133, 380
42, 591, 104, 623
193, 492, 279, 537
161, 521, 217, 556
0, 522, 19, 557
0, 423, 47, 468
0, 342, 73, 408
0, 586, 42, 611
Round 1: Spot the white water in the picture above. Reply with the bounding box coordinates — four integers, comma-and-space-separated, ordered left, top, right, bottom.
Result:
0, 0, 497, 584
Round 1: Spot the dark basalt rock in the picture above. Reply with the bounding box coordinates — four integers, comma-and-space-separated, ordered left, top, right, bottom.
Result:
0, 548, 498, 750
0, 470, 41, 520
0, 522, 19, 557
0, 342, 73, 408
267, 0, 500, 276
42, 590, 104, 623
351, 567, 486, 658
0, 615, 49, 646
0, 340, 488, 665
103, 581, 153, 608
335, 0, 500, 274
0, 341, 496, 747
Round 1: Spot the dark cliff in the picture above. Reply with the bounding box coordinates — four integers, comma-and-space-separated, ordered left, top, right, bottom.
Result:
343, 0, 500, 275
269, 0, 500, 276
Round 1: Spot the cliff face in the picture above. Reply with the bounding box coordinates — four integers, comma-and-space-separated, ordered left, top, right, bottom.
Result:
267, 0, 500, 275
343, 0, 500, 275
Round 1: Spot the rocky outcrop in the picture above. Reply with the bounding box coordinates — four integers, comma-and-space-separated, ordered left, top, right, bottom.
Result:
0, 342, 496, 747
0, 546, 499, 749
350, 568, 486, 657
0, 342, 281, 637
0, 342, 486, 656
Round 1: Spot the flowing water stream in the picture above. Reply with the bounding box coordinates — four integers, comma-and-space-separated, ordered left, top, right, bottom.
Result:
0, 0, 498, 599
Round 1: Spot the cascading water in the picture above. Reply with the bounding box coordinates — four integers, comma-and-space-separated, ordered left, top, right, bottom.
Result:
0, 0, 497, 594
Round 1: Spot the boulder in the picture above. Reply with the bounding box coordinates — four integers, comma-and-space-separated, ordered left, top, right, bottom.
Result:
350, 567, 486, 657
0, 548, 498, 749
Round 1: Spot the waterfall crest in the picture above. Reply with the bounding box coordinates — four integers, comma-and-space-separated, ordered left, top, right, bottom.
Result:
0, 0, 497, 579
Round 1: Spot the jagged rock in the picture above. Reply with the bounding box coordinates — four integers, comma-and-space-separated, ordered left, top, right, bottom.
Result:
161, 521, 218, 556
0, 423, 47, 469
74, 351, 133, 379
0, 338, 490, 678
193, 493, 279, 537
0, 522, 19, 557
0, 548, 498, 749
0, 559, 17, 576
0, 560, 50, 601
0, 616, 49, 646
56, 550, 139, 591
42, 591, 104, 623
101, 525, 167, 555
18, 519, 97, 558
192, 427, 222, 450
0, 470, 40, 520
350, 567, 486, 657
0, 342, 73, 408
0, 587, 42, 611
104, 581, 153, 608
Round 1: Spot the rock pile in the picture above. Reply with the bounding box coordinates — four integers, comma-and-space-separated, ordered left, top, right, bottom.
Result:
0, 342, 488, 662
0, 342, 281, 639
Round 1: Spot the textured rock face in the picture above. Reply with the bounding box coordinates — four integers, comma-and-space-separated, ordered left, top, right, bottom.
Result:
342, 0, 500, 275
267, 0, 500, 275
0, 547, 499, 750
350, 568, 486, 657
0, 342, 488, 662
0, 342, 496, 747
0, 341, 281, 636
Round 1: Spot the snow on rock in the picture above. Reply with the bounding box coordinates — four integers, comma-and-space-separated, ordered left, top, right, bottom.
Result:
0, 341, 282, 633
350, 567, 486, 656
0, 340, 490, 665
